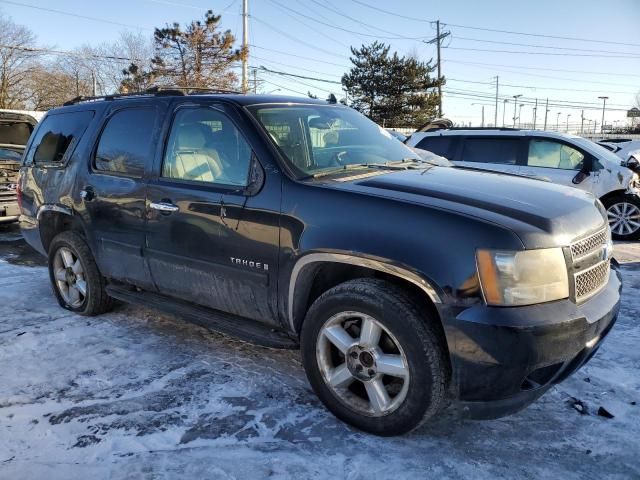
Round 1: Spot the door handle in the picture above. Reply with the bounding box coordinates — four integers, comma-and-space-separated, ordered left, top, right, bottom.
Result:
149, 201, 179, 212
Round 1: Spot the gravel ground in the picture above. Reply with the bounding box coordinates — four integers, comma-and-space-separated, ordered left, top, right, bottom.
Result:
0, 223, 638, 479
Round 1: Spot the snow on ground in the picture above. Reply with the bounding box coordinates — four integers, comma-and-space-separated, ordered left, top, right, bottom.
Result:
0, 224, 638, 479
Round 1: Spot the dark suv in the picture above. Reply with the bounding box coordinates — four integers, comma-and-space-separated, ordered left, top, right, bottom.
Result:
19, 91, 621, 436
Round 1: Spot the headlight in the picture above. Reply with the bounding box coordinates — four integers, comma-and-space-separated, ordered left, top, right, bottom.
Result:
476, 248, 569, 306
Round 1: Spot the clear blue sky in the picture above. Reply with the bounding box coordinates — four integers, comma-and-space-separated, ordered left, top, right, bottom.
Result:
1, 0, 639, 130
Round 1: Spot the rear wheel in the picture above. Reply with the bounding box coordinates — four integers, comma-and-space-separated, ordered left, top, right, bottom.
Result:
300, 278, 447, 436
48, 231, 113, 316
603, 194, 640, 240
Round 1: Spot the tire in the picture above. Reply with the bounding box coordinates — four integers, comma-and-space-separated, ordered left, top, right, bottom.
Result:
300, 278, 448, 436
48, 231, 113, 316
603, 194, 640, 240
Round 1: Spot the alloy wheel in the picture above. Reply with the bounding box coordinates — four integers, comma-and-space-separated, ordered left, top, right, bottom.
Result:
316, 311, 410, 417
607, 202, 640, 236
52, 247, 87, 308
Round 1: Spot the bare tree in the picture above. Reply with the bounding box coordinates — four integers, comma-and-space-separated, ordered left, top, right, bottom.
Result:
151, 10, 243, 89
0, 13, 40, 108
27, 63, 89, 109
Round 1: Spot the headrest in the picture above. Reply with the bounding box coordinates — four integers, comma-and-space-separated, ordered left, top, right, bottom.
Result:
176, 126, 206, 150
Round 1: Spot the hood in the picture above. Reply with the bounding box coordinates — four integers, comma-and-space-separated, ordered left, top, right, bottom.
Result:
330, 167, 606, 248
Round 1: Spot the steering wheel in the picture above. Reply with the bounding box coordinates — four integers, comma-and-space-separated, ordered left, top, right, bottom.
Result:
332, 150, 349, 166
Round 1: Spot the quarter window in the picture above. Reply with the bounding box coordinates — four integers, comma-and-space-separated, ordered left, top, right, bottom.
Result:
461, 138, 519, 165
26, 110, 94, 165
95, 107, 156, 177
162, 108, 252, 187
528, 140, 585, 170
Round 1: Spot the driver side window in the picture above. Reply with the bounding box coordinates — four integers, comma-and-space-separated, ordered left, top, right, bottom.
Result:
162, 108, 252, 187
528, 140, 585, 170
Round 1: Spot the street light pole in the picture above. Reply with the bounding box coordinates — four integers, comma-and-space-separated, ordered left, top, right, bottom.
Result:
518, 103, 524, 128
566, 114, 571, 133
512, 94, 522, 127
556, 112, 561, 131
598, 96, 608, 134
502, 99, 508, 127
532, 98, 538, 130
543, 98, 549, 130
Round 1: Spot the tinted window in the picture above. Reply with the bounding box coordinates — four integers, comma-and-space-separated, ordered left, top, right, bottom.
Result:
0, 122, 32, 146
26, 110, 94, 165
162, 108, 252, 187
415, 136, 456, 159
461, 138, 519, 164
528, 140, 585, 170
95, 107, 156, 177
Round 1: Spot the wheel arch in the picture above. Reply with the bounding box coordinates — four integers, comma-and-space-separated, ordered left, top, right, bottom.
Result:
288, 253, 443, 336
37, 205, 89, 253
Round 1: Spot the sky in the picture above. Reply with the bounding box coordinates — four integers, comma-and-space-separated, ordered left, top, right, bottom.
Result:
1, 0, 639, 131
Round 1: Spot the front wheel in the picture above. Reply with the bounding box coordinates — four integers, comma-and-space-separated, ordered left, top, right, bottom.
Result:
300, 279, 448, 436
603, 194, 640, 240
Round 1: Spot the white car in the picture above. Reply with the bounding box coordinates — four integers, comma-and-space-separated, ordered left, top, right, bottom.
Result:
406, 128, 640, 240
597, 139, 640, 167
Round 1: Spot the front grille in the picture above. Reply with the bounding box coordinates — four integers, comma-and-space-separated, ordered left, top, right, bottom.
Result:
574, 260, 610, 301
570, 228, 607, 260
569, 227, 611, 302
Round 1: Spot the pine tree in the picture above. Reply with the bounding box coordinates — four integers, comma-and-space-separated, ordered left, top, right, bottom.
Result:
342, 42, 441, 128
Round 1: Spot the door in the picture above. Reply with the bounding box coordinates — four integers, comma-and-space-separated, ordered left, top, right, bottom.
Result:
455, 136, 524, 175
520, 138, 597, 193
144, 103, 281, 325
83, 103, 163, 289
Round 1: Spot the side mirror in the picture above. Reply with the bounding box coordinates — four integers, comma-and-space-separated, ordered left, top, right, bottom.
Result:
243, 154, 265, 196
572, 171, 590, 184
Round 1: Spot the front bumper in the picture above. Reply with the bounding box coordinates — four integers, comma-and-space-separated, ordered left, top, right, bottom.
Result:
441, 265, 622, 419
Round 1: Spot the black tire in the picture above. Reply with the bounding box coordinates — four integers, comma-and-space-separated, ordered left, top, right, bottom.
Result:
300, 278, 448, 436
48, 231, 113, 316
602, 194, 640, 240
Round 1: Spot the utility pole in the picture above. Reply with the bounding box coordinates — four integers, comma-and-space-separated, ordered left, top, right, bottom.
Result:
512, 94, 522, 127
556, 112, 562, 131
425, 20, 450, 117
543, 98, 549, 130
598, 96, 608, 134
494, 76, 499, 127
566, 113, 571, 133
481, 105, 485, 127
242, 0, 249, 94
580, 110, 585, 135
92, 70, 97, 96
252, 68, 257, 94
532, 98, 538, 130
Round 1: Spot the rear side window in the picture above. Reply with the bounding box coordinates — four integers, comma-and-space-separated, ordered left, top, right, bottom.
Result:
25, 110, 94, 165
527, 139, 585, 170
94, 107, 156, 177
415, 136, 457, 159
461, 137, 519, 165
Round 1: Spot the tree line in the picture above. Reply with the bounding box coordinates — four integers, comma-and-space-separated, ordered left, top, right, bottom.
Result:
0, 10, 439, 128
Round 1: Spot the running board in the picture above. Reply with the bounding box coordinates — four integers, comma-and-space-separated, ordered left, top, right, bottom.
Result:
106, 285, 298, 349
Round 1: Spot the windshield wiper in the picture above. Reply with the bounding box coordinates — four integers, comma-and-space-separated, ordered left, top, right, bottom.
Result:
304, 158, 430, 179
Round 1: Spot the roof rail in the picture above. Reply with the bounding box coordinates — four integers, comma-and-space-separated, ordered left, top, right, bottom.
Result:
62, 86, 242, 106
447, 127, 521, 131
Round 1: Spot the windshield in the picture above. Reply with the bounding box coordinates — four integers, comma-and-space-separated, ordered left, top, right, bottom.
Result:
570, 136, 626, 167
249, 105, 422, 177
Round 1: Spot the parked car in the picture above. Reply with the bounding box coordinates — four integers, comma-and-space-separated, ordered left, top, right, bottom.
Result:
406, 128, 640, 240
597, 139, 640, 170
0, 110, 41, 224
19, 92, 620, 436
385, 128, 407, 142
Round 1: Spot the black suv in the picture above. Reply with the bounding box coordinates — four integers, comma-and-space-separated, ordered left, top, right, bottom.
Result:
19, 91, 621, 436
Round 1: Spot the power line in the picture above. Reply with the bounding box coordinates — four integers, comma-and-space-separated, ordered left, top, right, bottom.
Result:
0, 0, 150, 30
257, 66, 341, 84
249, 45, 350, 68
252, 54, 344, 77
442, 22, 640, 48
265, 0, 428, 40
348, 0, 434, 23
251, 16, 349, 59
0, 43, 142, 63
445, 59, 640, 79
447, 78, 637, 96
261, 79, 308, 96
446, 46, 640, 59
451, 35, 640, 56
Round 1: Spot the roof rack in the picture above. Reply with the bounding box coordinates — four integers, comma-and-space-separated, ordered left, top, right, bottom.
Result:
62, 86, 242, 106
447, 127, 521, 131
